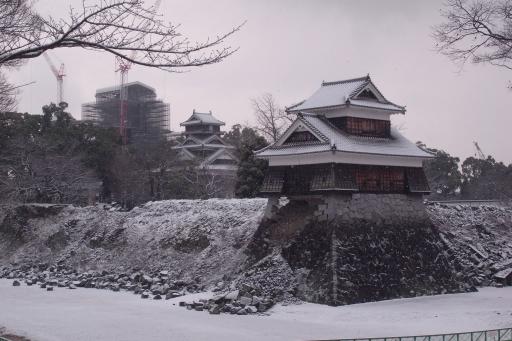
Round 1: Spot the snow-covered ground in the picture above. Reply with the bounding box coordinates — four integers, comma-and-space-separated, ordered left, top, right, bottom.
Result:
1, 279, 511, 341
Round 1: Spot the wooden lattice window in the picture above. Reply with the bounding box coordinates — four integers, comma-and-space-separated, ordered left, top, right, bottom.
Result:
334, 164, 358, 190
310, 165, 335, 191
355, 166, 405, 193
260, 167, 285, 193
406, 168, 430, 193
283, 130, 319, 144
283, 166, 313, 195
329, 117, 390, 138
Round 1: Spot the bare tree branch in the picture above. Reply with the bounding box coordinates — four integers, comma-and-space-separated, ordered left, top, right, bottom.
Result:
434, 0, 512, 71
251, 93, 290, 143
0, 0, 243, 71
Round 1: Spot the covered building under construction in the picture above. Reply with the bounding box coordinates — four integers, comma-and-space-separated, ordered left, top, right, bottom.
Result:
81, 81, 170, 144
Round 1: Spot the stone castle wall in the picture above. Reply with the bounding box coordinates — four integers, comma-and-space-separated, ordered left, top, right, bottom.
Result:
265, 193, 429, 225
252, 193, 466, 305
315, 193, 429, 225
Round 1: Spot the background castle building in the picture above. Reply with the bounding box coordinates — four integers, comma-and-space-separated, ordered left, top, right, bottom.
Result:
81, 82, 170, 144
172, 110, 239, 197
173, 110, 238, 173
256, 75, 433, 198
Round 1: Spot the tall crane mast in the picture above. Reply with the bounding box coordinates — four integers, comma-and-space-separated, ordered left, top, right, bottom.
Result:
116, 0, 163, 144
43, 52, 66, 104
473, 141, 486, 159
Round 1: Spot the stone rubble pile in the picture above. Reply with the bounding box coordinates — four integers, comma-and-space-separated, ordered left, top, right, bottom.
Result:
0, 263, 191, 299
1, 263, 278, 313
1, 200, 511, 310
178, 284, 275, 315
427, 203, 512, 287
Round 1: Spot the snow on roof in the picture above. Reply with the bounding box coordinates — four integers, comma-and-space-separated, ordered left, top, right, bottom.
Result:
255, 113, 433, 159
204, 148, 239, 164
96, 81, 156, 94
287, 75, 405, 113
181, 110, 225, 126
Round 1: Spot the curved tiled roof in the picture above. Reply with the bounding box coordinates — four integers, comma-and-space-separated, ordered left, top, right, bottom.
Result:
255, 113, 433, 159
181, 111, 225, 126
287, 75, 405, 113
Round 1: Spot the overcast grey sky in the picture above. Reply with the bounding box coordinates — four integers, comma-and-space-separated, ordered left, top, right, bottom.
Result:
6, 0, 512, 164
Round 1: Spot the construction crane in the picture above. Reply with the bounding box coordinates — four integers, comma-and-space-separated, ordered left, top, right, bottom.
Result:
473, 141, 486, 159
43, 52, 66, 104
116, 0, 163, 144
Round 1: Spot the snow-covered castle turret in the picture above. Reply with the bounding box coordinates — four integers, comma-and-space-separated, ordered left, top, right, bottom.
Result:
255, 75, 433, 196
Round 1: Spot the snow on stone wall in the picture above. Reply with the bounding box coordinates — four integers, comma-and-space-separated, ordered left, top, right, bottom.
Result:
427, 203, 512, 287
0, 198, 511, 306
0, 199, 268, 288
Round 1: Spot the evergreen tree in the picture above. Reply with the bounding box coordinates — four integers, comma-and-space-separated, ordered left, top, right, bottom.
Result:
418, 143, 462, 199
225, 125, 268, 198
461, 156, 512, 200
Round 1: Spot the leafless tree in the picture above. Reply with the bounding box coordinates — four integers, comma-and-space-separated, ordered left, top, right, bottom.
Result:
0, 73, 17, 112
251, 93, 291, 143
182, 165, 224, 199
434, 0, 512, 70
0, 0, 242, 69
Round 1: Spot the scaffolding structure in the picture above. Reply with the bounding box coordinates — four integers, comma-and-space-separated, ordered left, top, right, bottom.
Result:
81, 82, 170, 144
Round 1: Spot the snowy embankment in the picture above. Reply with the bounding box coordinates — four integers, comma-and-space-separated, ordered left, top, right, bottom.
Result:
0, 279, 511, 341
1, 199, 511, 308
427, 203, 512, 286
0, 199, 268, 288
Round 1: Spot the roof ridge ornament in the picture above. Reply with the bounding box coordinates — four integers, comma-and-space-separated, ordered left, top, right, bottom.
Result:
321, 76, 369, 86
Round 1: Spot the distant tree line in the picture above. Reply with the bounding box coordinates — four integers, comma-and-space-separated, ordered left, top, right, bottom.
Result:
0, 103, 269, 208
418, 143, 512, 201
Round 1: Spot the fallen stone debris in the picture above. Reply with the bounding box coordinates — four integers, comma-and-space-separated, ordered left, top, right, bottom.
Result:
0, 263, 190, 300
1, 200, 511, 311
1, 264, 277, 313
178, 284, 275, 315
427, 203, 512, 288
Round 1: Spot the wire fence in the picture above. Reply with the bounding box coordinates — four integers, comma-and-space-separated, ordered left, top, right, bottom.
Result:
313, 327, 512, 341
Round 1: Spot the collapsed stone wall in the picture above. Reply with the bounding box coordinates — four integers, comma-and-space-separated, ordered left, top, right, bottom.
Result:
1, 197, 510, 307
0, 199, 268, 291
243, 194, 468, 305
427, 203, 512, 287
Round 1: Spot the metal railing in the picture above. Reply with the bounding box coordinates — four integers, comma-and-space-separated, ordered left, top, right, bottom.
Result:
427, 199, 509, 207
312, 327, 512, 341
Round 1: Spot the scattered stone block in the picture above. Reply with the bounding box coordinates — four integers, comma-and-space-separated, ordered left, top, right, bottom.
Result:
224, 290, 239, 301
209, 304, 221, 314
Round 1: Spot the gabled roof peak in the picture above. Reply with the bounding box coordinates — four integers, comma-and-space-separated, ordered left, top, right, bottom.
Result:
287, 75, 405, 114
181, 109, 225, 126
